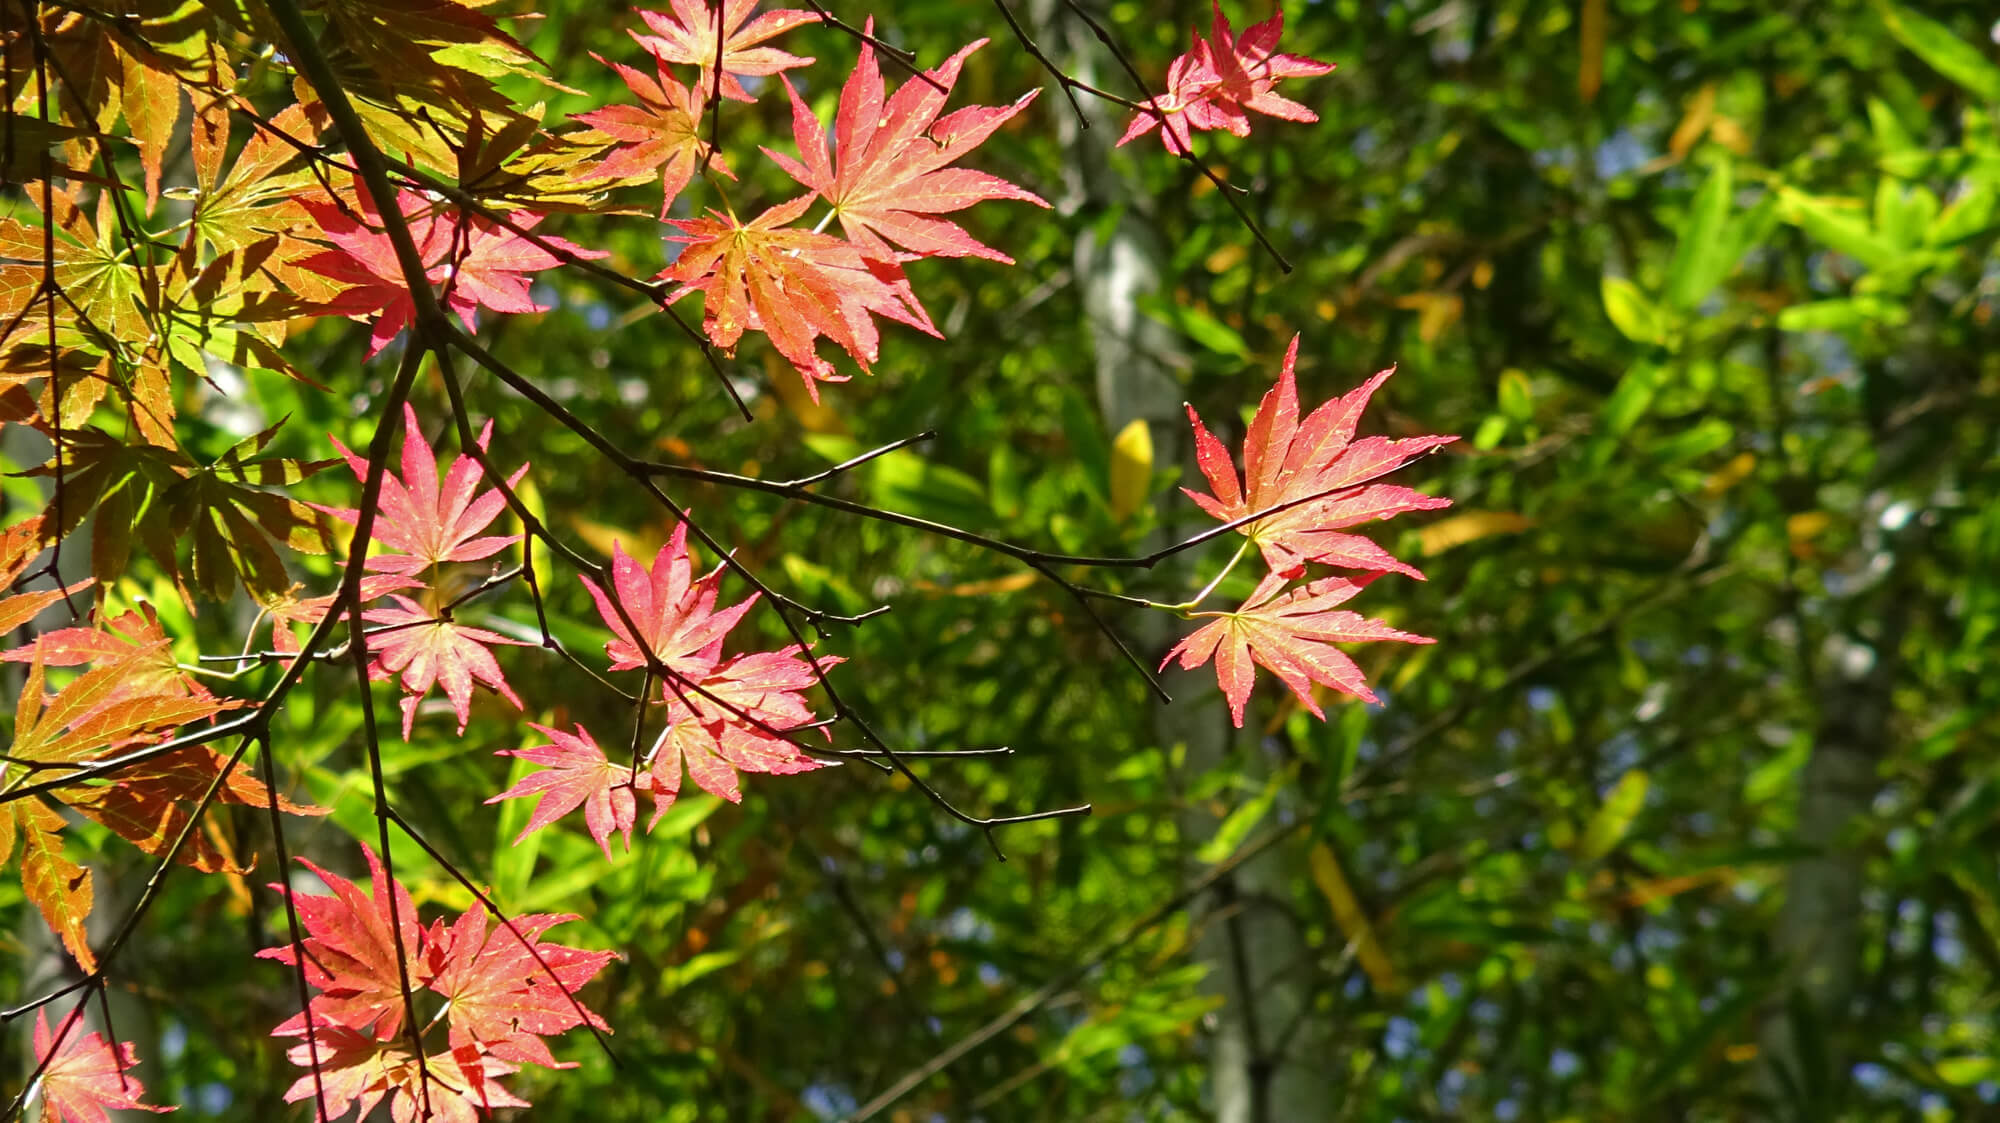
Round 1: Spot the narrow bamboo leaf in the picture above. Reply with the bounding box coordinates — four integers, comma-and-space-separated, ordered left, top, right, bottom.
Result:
1778, 188, 1902, 269
1879, 3, 2000, 102
1197, 773, 1282, 864
1601, 276, 1667, 344
1309, 842, 1402, 993
1579, 770, 1650, 860
1666, 162, 1735, 310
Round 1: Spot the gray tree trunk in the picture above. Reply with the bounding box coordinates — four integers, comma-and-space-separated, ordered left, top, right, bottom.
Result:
1028, 8, 1330, 1120
1756, 538, 1913, 1116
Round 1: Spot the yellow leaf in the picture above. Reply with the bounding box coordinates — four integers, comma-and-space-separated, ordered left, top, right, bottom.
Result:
913, 573, 1038, 598
1204, 243, 1247, 274
1309, 843, 1402, 994
1668, 83, 1718, 159
567, 515, 662, 563
1702, 451, 1757, 497
768, 351, 851, 436
1393, 291, 1464, 343
1416, 510, 1533, 556
1786, 510, 1832, 546
1109, 418, 1154, 522
1578, 0, 1607, 102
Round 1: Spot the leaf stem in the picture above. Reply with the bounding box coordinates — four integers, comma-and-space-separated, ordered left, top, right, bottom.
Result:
1172, 535, 1251, 613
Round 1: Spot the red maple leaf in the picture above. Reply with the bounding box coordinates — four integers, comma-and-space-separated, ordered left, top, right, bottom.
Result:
30, 1010, 173, 1123
487, 723, 642, 860
424, 907, 615, 1067
363, 596, 526, 739
649, 645, 836, 814
764, 31, 1046, 261
1119, 2, 1335, 149
659, 193, 940, 397
1184, 336, 1455, 579
1162, 572, 1432, 726
263, 845, 613, 1119
571, 54, 732, 217
259, 846, 432, 1042
631, 0, 815, 103
297, 184, 603, 354
279, 1025, 527, 1123
580, 526, 755, 676
322, 404, 527, 577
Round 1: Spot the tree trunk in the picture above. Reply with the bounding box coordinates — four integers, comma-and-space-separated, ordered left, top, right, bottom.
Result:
1029, 9, 1330, 1119
1756, 566, 1911, 1116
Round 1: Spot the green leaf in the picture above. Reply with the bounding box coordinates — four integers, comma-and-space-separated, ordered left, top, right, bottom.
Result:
1874, 180, 1939, 249
1139, 295, 1249, 359
1936, 1057, 1999, 1086
1778, 187, 1902, 270
868, 451, 990, 528
1878, 3, 2000, 103
1497, 369, 1533, 422
1060, 387, 1111, 505
1601, 276, 1667, 344
1578, 770, 1649, 861
988, 444, 1023, 519
1652, 417, 1733, 462
1777, 297, 1910, 332
1197, 772, 1283, 864
1600, 361, 1666, 442
1665, 162, 1735, 310
1642, 985, 1761, 1097
1866, 97, 1920, 154
1930, 182, 1998, 246
491, 750, 545, 903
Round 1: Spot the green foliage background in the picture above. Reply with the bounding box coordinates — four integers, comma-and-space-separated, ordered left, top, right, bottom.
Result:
6, 1, 2000, 1121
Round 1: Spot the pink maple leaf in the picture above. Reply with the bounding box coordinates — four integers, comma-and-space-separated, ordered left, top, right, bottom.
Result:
648, 644, 837, 817
1163, 572, 1433, 726
297, 183, 603, 355
1119, 3, 1335, 149
763, 29, 1046, 262
278, 1025, 527, 1123
487, 723, 642, 860
31, 1010, 173, 1123
632, 0, 816, 103
571, 54, 733, 217
658, 193, 940, 397
322, 404, 527, 578
580, 526, 757, 677
257, 845, 430, 1041
1183, 336, 1455, 579
363, 596, 526, 739
424, 907, 614, 1068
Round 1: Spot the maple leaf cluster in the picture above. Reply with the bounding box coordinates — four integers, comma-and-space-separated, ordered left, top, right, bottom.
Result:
1118, 2, 1336, 152
489, 527, 842, 861
1165, 337, 1457, 726
257, 845, 614, 1122
295, 183, 605, 357
0, 0, 1453, 1114
302, 405, 839, 858
567, 6, 1048, 397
